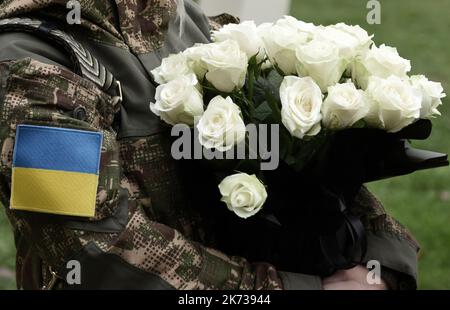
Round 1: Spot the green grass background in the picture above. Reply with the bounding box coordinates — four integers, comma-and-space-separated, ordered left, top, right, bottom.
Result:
290, 0, 450, 289
0, 0, 449, 290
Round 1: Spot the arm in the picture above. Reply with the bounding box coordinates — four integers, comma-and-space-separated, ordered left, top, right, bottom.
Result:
349, 186, 420, 289
322, 187, 419, 290
0, 33, 323, 290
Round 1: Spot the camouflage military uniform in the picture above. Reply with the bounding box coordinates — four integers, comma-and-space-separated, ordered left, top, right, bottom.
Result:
0, 0, 420, 290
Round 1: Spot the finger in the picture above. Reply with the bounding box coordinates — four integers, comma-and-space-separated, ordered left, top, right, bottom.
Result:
322, 270, 348, 284
323, 280, 367, 290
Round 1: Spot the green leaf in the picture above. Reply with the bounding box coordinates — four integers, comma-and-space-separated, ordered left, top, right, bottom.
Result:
351, 119, 367, 129
266, 69, 284, 88
284, 131, 332, 172
254, 69, 283, 99
252, 69, 284, 122
234, 159, 261, 175
253, 101, 273, 122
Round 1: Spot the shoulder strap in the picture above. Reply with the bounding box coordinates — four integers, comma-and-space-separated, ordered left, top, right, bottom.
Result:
0, 18, 120, 98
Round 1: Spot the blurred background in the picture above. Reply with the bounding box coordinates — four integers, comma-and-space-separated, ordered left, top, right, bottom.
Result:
1, 0, 449, 289
288, 0, 450, 290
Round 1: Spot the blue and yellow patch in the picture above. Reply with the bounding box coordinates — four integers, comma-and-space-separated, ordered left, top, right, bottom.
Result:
11, 125, 103, 217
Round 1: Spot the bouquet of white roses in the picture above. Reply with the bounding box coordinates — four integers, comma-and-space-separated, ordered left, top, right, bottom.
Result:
150, 16, 447, 220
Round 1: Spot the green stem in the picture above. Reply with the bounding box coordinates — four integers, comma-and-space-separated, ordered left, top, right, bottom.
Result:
266, 91, 282, 123
246, 66, 256, 119
247, 66, 255, 102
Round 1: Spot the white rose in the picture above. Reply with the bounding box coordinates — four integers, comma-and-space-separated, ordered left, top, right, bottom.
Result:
218, 173, 267, 219
280, 76, 323, 139
410, 75, 446, 119
315, 23, 373, 60
259, 16, 316, 75
295, 39, 347, 92
151, 52, 192, 84
353, 44, 411, 89
322, 82, 369, 129
184, 43, 212, 79
201, 40, 248, 93
365, 76, 422, 132
150, 74, 204, 126
212, 20, 265, 61
197, 96, 246, 151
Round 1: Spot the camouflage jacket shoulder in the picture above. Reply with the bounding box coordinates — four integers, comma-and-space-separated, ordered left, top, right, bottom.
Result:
0, 0, 239, 55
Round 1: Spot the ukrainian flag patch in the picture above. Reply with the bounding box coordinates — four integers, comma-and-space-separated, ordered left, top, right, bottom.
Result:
11, 125, 103, 217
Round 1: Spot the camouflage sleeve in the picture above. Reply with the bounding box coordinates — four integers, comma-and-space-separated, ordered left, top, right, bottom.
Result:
0, 35, 323, 290
207, 13, 241, 32
351, 187, 421, 290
